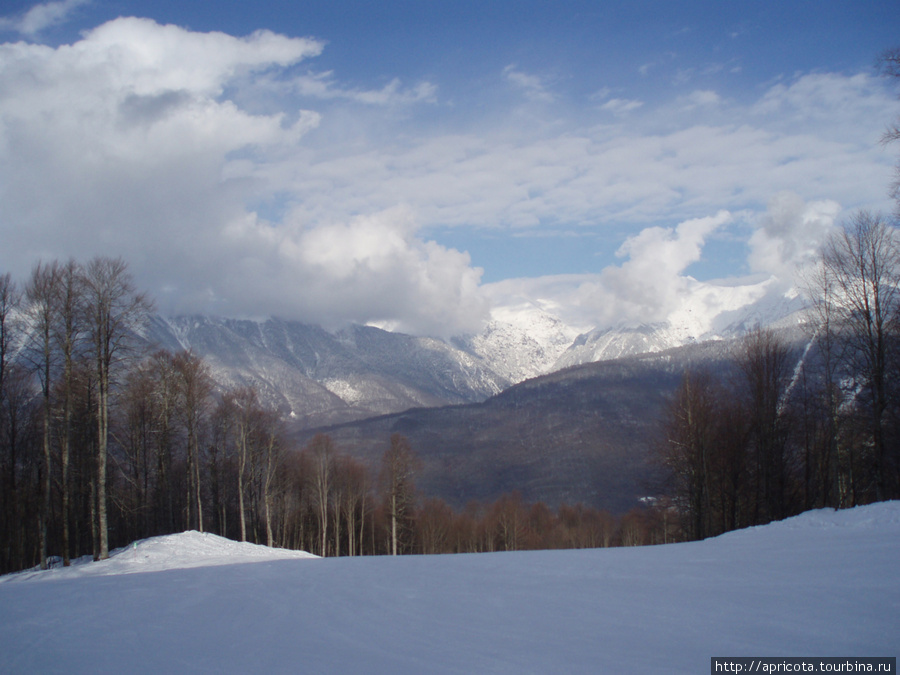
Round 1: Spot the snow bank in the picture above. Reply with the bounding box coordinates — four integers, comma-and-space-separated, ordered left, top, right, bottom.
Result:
0, 531, 317, 583
0, 504, 897, 674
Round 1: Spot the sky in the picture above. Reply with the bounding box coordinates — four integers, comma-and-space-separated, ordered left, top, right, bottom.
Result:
1, 0, 898, 336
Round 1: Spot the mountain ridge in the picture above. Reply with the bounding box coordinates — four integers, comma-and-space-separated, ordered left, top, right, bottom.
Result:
142, 277, 808, 430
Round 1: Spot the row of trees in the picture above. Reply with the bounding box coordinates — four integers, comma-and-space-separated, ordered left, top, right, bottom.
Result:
278, 435, 672, 557
1, 257, 152, 572
660, 212, 900, 540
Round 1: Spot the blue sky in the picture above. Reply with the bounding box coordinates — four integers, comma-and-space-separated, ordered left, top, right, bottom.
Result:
1, 0, 898, 334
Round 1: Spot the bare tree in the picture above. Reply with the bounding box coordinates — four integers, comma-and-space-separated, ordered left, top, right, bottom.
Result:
228, 386, 260, 543
0, 274, 24, 572
52, 260, 85, 565
336, 455, 369, 556
380, 433, 419, 556
488, 491, 527, 551
145, 350, 179, 534
801, 260, 849, 507
259, 410, 282, 548
737, 327, 794, 524
417, 497, 454, 554
81, 257, 153, 559
173, 350, 213, 533
0, 272, 20, 417
306, 433, 335, 556
660, 369, 721, 539
820, 212, 900, 500
209, 389, 236, 538
25, 261, 62, 570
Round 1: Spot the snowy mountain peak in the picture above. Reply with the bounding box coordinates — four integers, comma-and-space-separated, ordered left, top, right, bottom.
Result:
526, 276, 809, 371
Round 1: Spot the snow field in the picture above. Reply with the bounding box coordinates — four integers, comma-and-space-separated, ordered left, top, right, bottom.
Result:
0, 503, 897, 674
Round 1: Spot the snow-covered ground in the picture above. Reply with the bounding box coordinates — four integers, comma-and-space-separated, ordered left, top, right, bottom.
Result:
1, 504, 897, 674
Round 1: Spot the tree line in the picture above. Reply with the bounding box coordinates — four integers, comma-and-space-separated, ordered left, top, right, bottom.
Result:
0, 256, 669, 574
659, 211, 900, 541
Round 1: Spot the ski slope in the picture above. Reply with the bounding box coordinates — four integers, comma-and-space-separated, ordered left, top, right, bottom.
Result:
1, 504, 897, 674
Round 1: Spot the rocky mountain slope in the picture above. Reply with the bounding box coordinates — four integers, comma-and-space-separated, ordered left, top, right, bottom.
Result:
144, 316, 510, 428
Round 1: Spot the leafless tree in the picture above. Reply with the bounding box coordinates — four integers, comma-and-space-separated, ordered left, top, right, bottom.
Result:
81, 257, 153, 559
52, 260, 85, 565
660, 369, 721, 539
228, 386, 260, 543
25, 261, 62, 570
381, 433, 419, 556
737, 327, 794, 524
0, 272, 21, 418
336, 456, 369, 556
146, 350, 179, 534
820, 212, 900, 499
306, 433, 335, 556
417, 497, 454, 554
173, 350, 214, 533
259, 410, 283, 548
0, 274, 24, 572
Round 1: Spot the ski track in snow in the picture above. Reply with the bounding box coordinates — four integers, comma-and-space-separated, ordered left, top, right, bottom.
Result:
0, 503, 897, 674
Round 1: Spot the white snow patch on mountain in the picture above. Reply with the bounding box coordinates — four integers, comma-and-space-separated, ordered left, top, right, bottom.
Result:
463, 303, 586, 382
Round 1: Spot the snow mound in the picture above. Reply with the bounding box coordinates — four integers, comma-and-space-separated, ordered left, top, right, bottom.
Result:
714, 501, 900, 542
770, 501, 900, 530
1, 531, 317, 583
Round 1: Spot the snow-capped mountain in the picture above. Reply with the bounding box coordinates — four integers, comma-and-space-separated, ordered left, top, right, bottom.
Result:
144, 316, 510, 428
142, 275, 810, 429
549, 276, 808, 370
453, 304, 584, 383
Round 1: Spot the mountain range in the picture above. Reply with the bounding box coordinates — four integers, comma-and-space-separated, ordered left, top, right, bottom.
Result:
143, 276, 811, 512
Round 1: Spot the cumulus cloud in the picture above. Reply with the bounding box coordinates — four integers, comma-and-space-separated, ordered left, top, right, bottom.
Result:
485, 199, 842, 335
747, 192, 841, 283
484, 211, 732, 331
583, 210, 732, 324
186, 206, 488, 336
0, 17, 485, 336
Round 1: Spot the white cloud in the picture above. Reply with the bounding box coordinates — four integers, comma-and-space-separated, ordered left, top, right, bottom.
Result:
747, 192, 841, 283
600, 98, 644, 116
0, 0, 89, 36
752, 72, 893, 144
483, 211, 736, 331
0, 18, 486, 336
283, 70, 437, 105
681, 89, 721, 109
586, 210, 733, 325
0, 16, 895, 338
203, 206, 488, 336
503, 64, 555, 102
